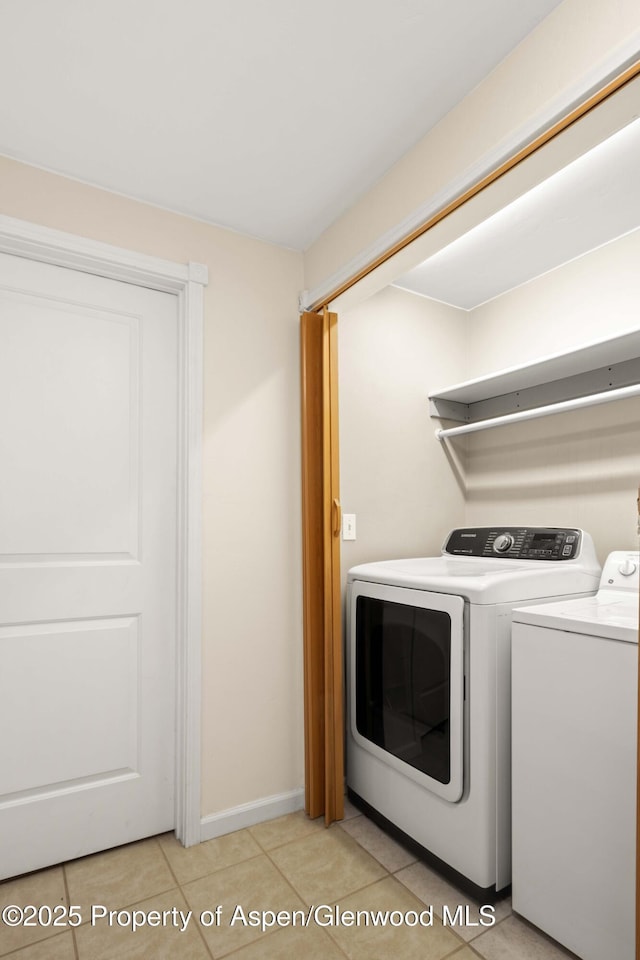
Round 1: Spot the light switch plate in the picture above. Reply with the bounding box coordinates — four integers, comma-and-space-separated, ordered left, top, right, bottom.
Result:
343, 513, 356, 540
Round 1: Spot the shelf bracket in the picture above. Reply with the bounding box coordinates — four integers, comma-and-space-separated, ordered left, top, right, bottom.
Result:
435, 382, 640, 439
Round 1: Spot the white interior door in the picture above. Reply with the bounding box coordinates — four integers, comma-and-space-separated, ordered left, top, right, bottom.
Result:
0, 251, 178, 880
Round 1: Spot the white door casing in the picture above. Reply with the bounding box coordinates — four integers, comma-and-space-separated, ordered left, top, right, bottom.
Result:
0, 216, 205, 876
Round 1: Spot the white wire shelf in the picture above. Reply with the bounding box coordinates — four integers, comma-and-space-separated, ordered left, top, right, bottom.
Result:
429, 328, 640, 439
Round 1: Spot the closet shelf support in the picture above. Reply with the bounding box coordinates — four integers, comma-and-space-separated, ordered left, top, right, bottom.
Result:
435, 382, 640, 439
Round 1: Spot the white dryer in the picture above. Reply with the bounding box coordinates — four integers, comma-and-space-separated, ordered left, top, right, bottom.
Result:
511, 551, 639, 960
346, 526, 600, 898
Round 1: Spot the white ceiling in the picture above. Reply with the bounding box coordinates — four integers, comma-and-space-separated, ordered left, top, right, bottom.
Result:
0, 0, 563, 250
392, 117, 640, 309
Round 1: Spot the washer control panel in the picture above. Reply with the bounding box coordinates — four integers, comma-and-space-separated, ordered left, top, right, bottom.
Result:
601, 551, 640, 590
444, 527, 582, 560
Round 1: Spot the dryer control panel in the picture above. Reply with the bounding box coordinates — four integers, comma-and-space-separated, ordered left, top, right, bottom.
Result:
444, 527, 582, 560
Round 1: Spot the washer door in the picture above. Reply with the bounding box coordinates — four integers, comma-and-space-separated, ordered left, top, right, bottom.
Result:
349, 581, 465, 802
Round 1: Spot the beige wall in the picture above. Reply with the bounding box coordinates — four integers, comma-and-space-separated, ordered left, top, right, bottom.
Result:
304, 0, 640, 292
465, 229, 640, 374
339, 286, 467, 575
463, 229, 640, 564
0, 156, 305, 818
340, 231, 640, 572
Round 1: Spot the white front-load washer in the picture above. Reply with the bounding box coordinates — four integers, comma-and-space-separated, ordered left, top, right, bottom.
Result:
346, 526, 601, 898
511, 551, 639, 960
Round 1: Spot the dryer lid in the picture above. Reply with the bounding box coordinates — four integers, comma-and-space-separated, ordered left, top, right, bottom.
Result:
347, 527, 601, 604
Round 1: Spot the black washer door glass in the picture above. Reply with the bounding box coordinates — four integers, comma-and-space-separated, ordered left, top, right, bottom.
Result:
355, 595, 452, 784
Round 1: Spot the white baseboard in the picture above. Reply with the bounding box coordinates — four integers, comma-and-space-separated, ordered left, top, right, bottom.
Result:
199, 788, 305, 843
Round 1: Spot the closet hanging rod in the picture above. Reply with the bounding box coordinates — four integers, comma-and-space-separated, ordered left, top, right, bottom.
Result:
435, 382, 640, 439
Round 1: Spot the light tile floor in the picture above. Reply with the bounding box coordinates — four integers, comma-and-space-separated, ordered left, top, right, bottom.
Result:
0, 800, 580, 960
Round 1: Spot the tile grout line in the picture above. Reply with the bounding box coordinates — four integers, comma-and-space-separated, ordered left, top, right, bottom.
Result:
155, 835, 216, 960
0, 926, 73, 960
67, 883, 181, 928
181, 833, 341, 960
489, 912, 580, 959
263, 852, 473, 960
336, 817, 420, 873
329, 828, 473, 955
188, 815, 352, 959
337, 871, 471, 954
261, 834, 355, 960
381, 854, 516, 947
446, 944, 485, 959
472, 910, 511, 938
0, 866, 72, 959
244, 831, 267, 855
246, 820, 327, 856
317, 876, 390, 960
153, 835, 184, 894
162, 825, 352, 960
163, 842, 267, 888
61, 862, 80, 960
254, 813, 471, 957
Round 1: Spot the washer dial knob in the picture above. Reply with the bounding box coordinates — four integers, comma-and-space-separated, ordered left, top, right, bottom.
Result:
493, 533, 514, 554
618, 558, 637, 577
